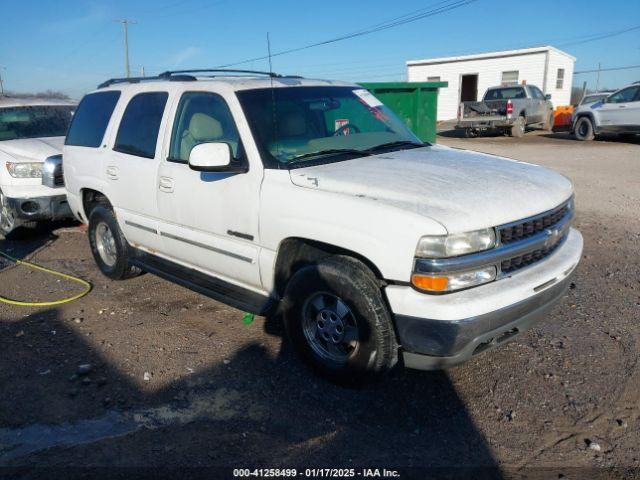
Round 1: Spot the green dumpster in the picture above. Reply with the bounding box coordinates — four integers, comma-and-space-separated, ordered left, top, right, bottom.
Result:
358, 81, 447, 143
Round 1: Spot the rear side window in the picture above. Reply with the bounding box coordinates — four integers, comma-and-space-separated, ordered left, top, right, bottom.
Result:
65, 91, 120, 147
114, 92, 168, 159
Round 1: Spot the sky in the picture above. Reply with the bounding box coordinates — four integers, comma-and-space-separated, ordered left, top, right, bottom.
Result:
1, 0, 639, 99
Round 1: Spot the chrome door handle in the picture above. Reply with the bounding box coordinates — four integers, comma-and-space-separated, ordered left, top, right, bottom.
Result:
159, 177, 174, 193
106, 166, 118, 180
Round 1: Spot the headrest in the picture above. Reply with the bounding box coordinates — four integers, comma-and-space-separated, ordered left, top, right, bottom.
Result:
188, 113, 223, 141
280, 111, 306, 137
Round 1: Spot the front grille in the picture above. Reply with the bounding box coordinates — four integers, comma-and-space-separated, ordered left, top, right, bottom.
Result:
501, 239, 564, 274
499, 202, 570, 244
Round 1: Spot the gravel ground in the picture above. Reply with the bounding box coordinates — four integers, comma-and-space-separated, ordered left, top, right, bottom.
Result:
1, 130, 639, 479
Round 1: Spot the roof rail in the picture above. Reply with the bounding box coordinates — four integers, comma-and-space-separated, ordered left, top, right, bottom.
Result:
158, 69, 283, 78
97, 74, 197, 89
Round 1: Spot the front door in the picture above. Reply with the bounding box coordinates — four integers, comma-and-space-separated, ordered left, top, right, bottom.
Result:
460, 74, 478, 102
598, 86, 640, 130
156, 90, 263, 290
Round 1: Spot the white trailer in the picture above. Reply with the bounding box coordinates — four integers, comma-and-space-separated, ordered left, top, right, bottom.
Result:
407, 46, 576, 121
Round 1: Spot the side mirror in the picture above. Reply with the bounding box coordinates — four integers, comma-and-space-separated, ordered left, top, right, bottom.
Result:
545, 94, 552, 100
188, 142, 246, 173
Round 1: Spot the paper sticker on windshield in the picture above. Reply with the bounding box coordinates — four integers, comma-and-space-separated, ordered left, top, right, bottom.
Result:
353, 89, 383, 108
335, 118, 349, 132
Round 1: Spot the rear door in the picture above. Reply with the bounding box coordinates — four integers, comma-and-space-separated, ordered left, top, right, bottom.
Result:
597, 86, 640, 130
103, 90, 170, 251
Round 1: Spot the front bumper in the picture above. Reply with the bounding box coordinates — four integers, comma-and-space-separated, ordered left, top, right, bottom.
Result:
386, 228, 583, 370
5, 194, 72, 222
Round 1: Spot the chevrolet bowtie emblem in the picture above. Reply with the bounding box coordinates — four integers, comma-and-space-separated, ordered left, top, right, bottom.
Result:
544, 227, 561, 248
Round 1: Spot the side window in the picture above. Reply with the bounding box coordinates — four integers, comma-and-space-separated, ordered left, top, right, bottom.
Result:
556, 69, 565, 89
501, 70, 519, 84
114, 92, 168, 159
531, 87, 544, 100
608, 87, 639, 104
65, 91, 120, 147
169, 92, 241, 162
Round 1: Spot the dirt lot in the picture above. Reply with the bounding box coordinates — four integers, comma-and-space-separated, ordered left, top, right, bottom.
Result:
1, 130, 639, 479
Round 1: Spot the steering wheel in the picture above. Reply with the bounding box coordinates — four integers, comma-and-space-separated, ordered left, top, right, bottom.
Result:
333, 123, 361, 136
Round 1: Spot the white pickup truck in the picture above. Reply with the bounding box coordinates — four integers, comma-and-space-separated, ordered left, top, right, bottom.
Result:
62, 70, 583, 381
0, 97, 75, 236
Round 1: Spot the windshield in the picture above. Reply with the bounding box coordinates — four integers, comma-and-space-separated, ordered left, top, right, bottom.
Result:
0, 105, 74, 141
236, 86, 423, 167
484, 88, 526, 100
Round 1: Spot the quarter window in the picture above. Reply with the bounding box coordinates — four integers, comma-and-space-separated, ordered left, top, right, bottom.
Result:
66, 91, 120, 148
114, 92, 168, 159
556, 68, 565, 89
169, 92, 241, 162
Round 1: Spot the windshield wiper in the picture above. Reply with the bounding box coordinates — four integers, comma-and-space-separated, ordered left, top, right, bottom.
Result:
363, 140, 425, 153
287, 148, 367, 163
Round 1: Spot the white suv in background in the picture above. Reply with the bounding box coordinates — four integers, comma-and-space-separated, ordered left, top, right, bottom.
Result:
0, 96, 75, 236
62, 70, 583, 382
573, 82, 640, 141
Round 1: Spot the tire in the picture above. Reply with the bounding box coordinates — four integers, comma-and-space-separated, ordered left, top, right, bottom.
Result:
510, 115, 526, 138
87, 204, 141, 280
0, 189, 16, 238
464, 128, 478, 138
544, 112, 555, 132
574, 116, 595, 141
282, 255, 398, 383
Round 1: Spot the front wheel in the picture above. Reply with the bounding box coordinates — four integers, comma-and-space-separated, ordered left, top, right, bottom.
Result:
574, 117, 595, 141
88, 204, 141, 280
283, 256, 398, 383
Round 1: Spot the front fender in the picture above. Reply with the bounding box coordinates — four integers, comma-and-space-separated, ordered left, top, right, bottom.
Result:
259, 170, 447, 286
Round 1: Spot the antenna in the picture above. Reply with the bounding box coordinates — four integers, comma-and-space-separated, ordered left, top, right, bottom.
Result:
267, 32, 280, 164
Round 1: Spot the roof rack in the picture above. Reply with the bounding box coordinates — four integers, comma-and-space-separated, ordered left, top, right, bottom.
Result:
158, 69, 284, 78
97, 69, 304, 89
98, 74, 196, 89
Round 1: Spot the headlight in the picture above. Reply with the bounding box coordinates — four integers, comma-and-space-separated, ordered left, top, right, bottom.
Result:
412, 266, 497, 293
415, 228, 496, 258
6, 162, 44, 178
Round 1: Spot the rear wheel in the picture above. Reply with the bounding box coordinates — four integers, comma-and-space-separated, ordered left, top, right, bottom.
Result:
88, 204, 141, 280
510, 115, 526, 138
544, 111, 555, 132
574, 116, 595, 141
283, 256, 398, 383
464, 128, 478, 138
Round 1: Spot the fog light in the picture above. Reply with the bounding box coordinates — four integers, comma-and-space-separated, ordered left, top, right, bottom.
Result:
411, 266, 497, 293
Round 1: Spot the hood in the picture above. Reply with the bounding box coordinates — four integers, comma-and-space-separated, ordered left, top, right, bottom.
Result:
0, 137, 64, 162
289, 145, 573, 233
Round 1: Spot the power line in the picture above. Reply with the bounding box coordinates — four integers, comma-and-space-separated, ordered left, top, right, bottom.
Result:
575, 64, 640, 74
214, 0, 478, 68
558, 24, 640, 48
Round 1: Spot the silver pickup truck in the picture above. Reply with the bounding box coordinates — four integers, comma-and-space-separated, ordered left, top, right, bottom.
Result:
457, 85, 554, 138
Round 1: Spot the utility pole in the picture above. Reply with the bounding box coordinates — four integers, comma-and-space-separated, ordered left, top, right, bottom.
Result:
596, 62, 601, 92
115, 19, 137, 78
0, 66, 6, 96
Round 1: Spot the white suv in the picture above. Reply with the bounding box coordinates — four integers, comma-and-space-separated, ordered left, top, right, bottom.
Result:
0, 97, 75, 236
573, 82, 640, 141
63, 70, 583, 381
